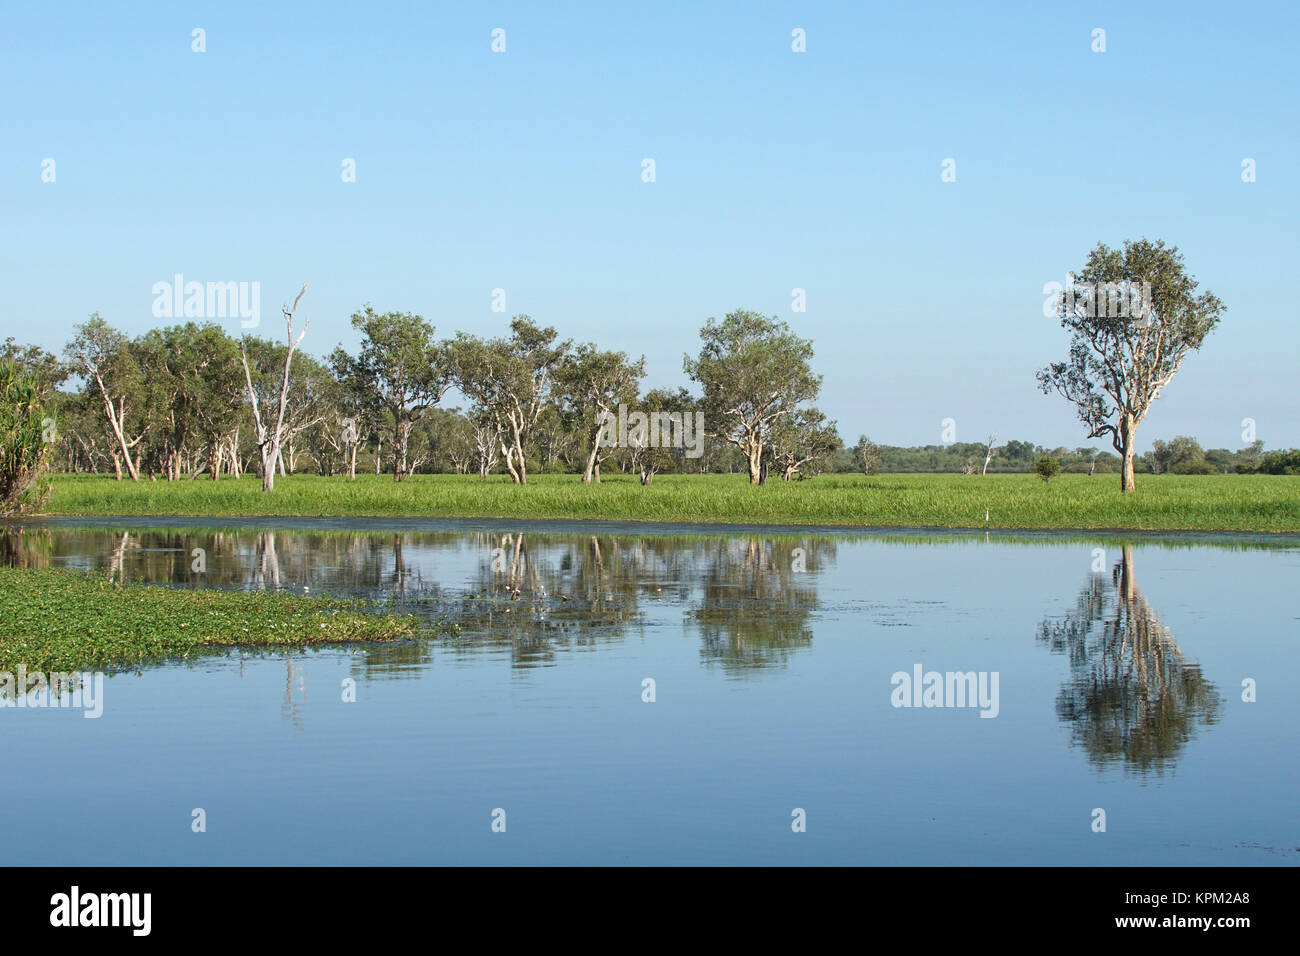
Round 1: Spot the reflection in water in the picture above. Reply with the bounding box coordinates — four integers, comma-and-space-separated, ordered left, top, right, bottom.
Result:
0, 524, 1236, 762
282, 656, 307, 731
689, 538, 828, 675
0, 525, 828, 677
1037, 545, 1222, 775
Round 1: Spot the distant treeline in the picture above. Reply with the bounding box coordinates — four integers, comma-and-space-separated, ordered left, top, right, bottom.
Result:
858, 437, 1291, 476
2, 308, 1294, 492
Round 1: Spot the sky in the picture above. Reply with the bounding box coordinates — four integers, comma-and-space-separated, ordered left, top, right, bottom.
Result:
2, 0, 1297, 453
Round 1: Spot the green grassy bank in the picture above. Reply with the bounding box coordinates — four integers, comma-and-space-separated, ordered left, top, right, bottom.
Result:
32, 472, 1300, 533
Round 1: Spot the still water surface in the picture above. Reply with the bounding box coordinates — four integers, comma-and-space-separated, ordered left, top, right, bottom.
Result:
2, 518, 1297, 865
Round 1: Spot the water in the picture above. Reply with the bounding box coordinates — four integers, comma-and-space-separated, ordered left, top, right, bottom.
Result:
2, 519, 1297, 865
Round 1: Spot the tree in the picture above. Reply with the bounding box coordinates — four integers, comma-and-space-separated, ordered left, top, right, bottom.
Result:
624, 386, 694, 485
1037, 239, 1225, 492
1, 338, 66, 394
0, 361, 52, 514
556, 343, 644, 483
853, 435, 882, 475
334, 307, 450, 482
65, 314, 151, 481
769, 407, 841, 480
239, 283, 311, 492
1035, 456, 1061, 482
981, 433, 997, 476
1148, 435, 1204, 475
684, 310, 821, 485
449, 317, 570, 485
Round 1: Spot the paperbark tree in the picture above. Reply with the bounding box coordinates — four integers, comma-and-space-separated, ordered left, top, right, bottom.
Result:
240, 284, 309, 492
331, 307, 450, 482
1037, 240, 1224, 492
684, 311, 821, 484
66, 314, 150, 481
556, 344, 644, 483
449, 317, 570, 485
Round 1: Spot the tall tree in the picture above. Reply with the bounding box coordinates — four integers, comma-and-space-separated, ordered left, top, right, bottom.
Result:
239, 283, 310, 492
65, 314, 151, 481
450, 316, 570, 485
684, 310, 821, 484
1037, 240, 1224, 492
557, 343, 645, 483
333, 307, 450, 482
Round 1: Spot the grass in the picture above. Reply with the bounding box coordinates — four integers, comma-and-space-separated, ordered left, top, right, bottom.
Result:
0, 566, 421, 673
33, 471, 1300, 532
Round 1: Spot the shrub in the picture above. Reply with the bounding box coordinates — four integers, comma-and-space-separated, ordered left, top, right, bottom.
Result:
0, 361, 52, 515
1171, 460, 1220, 475
1035, 456, 1061, 483
1260, 449, 1300, 475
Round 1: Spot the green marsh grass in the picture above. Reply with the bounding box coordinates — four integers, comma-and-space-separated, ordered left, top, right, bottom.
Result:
37, 472, 1300, 533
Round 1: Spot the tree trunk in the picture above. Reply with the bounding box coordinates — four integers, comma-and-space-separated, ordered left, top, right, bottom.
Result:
260, 444, 277, 492
1119, 413, 1137, 493
581, 439, 601, 483
746, 440, 763, 484
395, 421, 411, 482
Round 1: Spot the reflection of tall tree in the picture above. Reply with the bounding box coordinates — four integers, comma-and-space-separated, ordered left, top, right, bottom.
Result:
281, 656, 306, 730
1037, 545, 1221, 774
252, 531, 281, 590
451, 532, 644, 668
689, 538, 828, 674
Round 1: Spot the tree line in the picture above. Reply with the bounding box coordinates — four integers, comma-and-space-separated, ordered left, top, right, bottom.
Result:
2, 304, 848, 496
3, 237, 1296, 514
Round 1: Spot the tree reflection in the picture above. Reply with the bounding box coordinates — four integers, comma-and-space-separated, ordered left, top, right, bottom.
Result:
688, 538, 827, 675
1037, 545, 1222, 774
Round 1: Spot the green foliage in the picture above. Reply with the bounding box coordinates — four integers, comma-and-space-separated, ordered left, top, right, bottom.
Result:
1035, 456, 1061, 482
684, 310, 821, 483
1259, 449, 1300, 475
0, 360, 53, 514
1037, 239, 1225, 491
0, 566, 421, 674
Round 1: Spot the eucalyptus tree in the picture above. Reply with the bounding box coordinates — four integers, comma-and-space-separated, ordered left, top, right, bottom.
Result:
1, 338, 66, 394
141, 322, 244, 479
853, 435, 882, 475
768, 407, 841, 481
684, 310, 822, 485
331, 307, 450, 482
238, 284, 315, 491
625, 386, 693, 485
449, 316, 570, 485
556, 343, 645, 482
1037, 240, 1224, 492
65, 314, 152, 481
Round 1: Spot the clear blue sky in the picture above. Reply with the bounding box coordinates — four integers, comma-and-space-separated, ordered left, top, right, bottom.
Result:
3, 0, 1296, 452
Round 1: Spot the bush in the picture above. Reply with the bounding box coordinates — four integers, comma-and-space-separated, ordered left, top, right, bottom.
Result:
1171, 460, 1220, 475
1260, 450, 1300, 475
0, 361, 52, 515
1035, 456, 1061, 483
